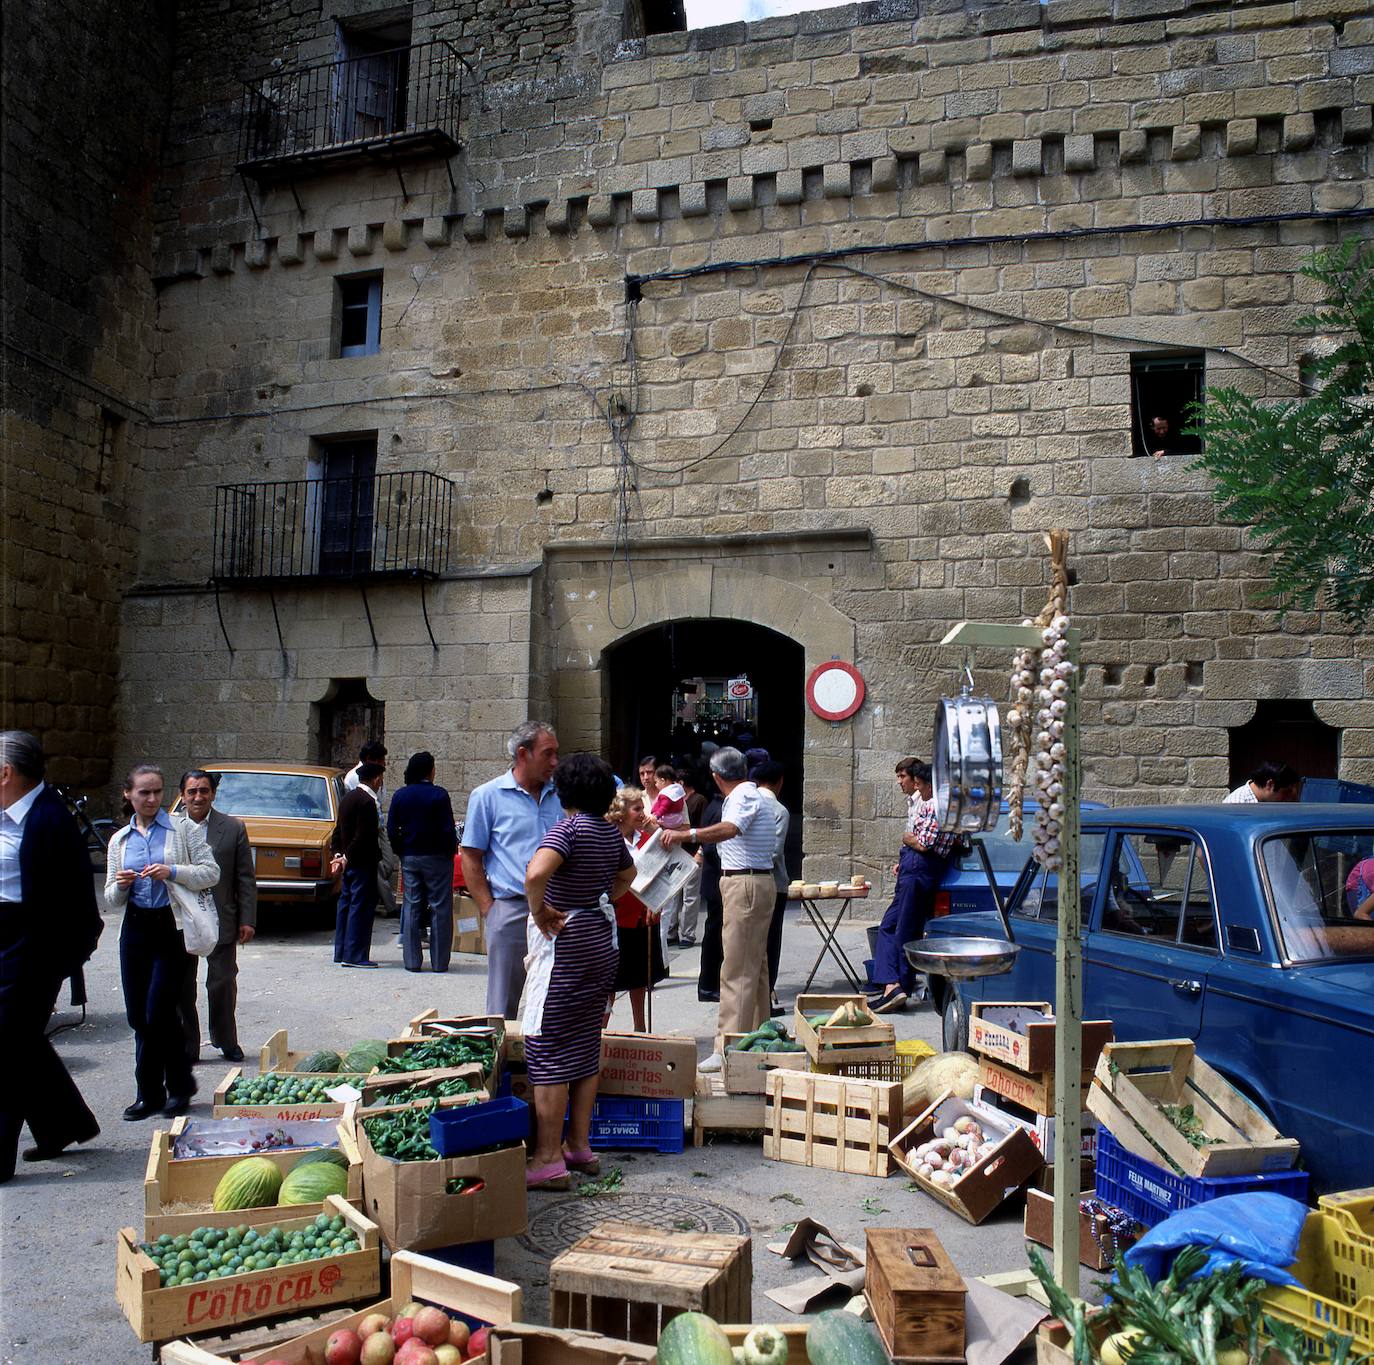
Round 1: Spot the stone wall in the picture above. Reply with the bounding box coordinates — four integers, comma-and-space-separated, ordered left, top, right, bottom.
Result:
1, 0, 173, 786
103, 0, 1374, 864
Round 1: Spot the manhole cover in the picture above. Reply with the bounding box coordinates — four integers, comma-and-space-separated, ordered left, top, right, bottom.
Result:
519, 1192, 751, 1257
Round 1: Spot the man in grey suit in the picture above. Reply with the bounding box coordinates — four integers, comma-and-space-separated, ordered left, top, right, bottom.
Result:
177, 770, 256, 1063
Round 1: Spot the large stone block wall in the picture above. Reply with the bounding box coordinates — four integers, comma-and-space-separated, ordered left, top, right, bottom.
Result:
1, 0, 173, 786
104, 0, 1374, 860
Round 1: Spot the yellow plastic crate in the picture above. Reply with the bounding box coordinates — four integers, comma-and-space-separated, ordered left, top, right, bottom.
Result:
812, 1037, 935, 1082
1263, 1209, 1374, 1357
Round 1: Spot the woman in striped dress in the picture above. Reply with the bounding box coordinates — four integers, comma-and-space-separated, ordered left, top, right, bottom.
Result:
523, 753, 636, 1190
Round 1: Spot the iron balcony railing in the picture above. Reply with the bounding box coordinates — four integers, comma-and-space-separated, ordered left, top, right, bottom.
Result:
238, 39, 463, 173
213, 471, 456, 583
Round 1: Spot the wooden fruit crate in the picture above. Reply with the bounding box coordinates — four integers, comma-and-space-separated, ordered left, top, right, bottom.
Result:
381, 1034, 503, 1093
721, 1033, 810, 1096
550, 1220, 751, 1346
1023, 1187, 1142, 1271
491, 1324, 655, 1365
212, 1067, 362, 1121
692, 1072, 765, 1144
256, 1029, 385, 1075
358, 1064, 487, 1110
976, 1056, 1094, 1118
116, 1195, 380, 1344
401, 1009, 507, 1044
794, 994, 896, 1067
864, 1228, 965, 1364
968, 1001, 1113, 1077
143, 1120, 362, 1238
160, 1248, 522, 1362
765, 1070, 903, 1177
1086, 1039, 1300, 1178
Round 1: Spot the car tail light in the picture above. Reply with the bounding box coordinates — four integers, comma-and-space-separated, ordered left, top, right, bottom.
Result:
300, 850, 323, 876
933, 891, 951, 917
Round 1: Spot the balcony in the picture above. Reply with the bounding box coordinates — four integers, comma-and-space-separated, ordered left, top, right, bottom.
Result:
237, 39, 463, 180
213, 471, 456, 585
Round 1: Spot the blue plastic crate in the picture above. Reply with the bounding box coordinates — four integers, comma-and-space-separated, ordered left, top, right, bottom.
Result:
588, 1096, 685, 1153
429, 1096, 530, 1157
425, 1239, 496, 1277
1095, 1126, 1309, 1229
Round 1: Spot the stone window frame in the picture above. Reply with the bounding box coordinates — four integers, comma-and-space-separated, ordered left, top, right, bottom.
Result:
1129, 351, 1204, 460
335, 271, 383, 358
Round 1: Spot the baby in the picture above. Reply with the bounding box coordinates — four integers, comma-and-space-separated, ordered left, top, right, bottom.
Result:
650, 762, 688, 829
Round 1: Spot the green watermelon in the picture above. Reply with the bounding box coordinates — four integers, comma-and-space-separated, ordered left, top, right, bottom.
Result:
295, 1049, 342, 1073
657, 1313, 733, 1365
212, 1156, 283, 1211
343, 1040, 388, 1073
294, 1147, 350, 1170
277, 1160, 349, 1206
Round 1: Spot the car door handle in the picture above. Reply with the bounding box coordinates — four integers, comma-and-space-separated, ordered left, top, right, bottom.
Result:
1170, 978, 1202, 996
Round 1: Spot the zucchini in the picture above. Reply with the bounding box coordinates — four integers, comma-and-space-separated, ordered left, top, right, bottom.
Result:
658, 1312, 733, 1365
806, 1310, 887, 1365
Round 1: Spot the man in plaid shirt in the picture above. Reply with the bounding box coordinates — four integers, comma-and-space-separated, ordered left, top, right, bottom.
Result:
869, 758, 955, 1013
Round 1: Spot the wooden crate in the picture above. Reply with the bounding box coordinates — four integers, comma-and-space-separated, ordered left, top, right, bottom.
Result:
212, 1067, 359, 1121
116, 1195, 380, 1344
692, 1072, 765, 1144
1023, 1187, 1141, 1271
401, 1009, 507, 1043
968, 1002, 1113, 1077
864, 1228, 965, 1364
256, 1029, 384, 1074
550, 1220, 751, 1345
794, 994, 896, 1067
358, 1064, 487, 1110
160, 1249, 522, 1363
490, 1324, 656, 1365
381, 1034, 503, 1093
721, 1033, 810, 1096
143, 1120, 362, 1238
720, 1325, 809, 1365
1086, 1039, 1300, 1178
976, 1057, 1094, 1118
765, 1070, 903, 1177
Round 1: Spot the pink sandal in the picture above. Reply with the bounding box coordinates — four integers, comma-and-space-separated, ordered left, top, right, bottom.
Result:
563, 1147, 600, 1175
526, 1160, 571, 1190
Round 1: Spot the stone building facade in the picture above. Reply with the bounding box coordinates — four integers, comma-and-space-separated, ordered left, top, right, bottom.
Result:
9, 0, 1374, 876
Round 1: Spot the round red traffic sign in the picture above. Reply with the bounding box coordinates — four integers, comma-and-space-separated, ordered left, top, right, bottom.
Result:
806, 661, 865, 721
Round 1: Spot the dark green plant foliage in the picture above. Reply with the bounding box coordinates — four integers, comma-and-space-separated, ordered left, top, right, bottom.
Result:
1188, 238, 1374, 626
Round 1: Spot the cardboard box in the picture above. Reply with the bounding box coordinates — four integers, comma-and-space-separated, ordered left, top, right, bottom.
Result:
453, 891, 488, 954
354, 1114, 527, 1252
972, 1085, 1098, 1164
890, 1090, 1045, 1225
1023, 1187, 1141, 1271
402, 1009, 506, 1043
116, 1195, 380, 1343
865, 1228, 966, 1364
597, 1032, 697, 1100
160, 1250, 523, 1364
721, 1033, 810, 1095
968, 1002, 1113, 1077
143, 1120, 362, 1239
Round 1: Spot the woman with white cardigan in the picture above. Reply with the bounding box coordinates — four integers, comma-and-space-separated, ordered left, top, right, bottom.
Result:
105, 763, 219, 1120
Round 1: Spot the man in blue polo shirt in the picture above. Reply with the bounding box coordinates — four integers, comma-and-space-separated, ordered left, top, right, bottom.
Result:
460, 722, 563, 1017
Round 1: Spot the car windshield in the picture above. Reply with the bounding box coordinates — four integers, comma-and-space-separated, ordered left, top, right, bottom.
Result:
211, 772, 333, 821
953, 823, 1038, 874
1261, 830, 1374, 962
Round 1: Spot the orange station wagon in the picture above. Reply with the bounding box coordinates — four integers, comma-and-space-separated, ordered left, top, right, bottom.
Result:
175, 762, 346, 907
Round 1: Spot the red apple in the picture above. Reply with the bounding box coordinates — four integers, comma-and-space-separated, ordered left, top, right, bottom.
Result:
447, 1321, 470, 1353
413, 1307, 451, 1347
361, 1336, 397, 1365
392, 1319, 415, 1348
326, 1330, 364, 1365
359, 1314, 390, 1341
466, 1327, 490, 1360
397, 1344, 439, 1365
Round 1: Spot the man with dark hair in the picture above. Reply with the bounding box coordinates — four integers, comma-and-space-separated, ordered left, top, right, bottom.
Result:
345, 740, 388, 793
0, 731, 103, 1182
177, 768, 256, 1063
1225, 760, 1302, 804
461, 722, 563, 1016
388, 752, 458, 974
332, 761, 385, 967
868, 758, 955, 1014
636, 756, 658, 791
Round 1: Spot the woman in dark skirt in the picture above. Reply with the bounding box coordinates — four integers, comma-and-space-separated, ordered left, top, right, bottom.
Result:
607, 787, 669, 1030
523, 754, 636, 1191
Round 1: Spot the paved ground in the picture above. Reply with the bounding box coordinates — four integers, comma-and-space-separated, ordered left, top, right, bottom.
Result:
1, 889, 1041, 1362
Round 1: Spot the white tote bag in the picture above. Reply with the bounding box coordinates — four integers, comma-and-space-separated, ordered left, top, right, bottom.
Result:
166, 817, 220, 956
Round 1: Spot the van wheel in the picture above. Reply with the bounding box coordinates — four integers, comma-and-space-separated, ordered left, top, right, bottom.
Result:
941, 991, 969, 1053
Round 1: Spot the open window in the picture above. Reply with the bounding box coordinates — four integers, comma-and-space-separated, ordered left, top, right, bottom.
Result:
1130, 352, 1204, 458
333, 9, 412, 145
308, 435, 377, 576
1101, 832, 1217, 950
336, 273, 382, 357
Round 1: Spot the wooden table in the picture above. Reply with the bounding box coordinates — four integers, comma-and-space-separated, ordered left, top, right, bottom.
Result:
790, 885, 870, 992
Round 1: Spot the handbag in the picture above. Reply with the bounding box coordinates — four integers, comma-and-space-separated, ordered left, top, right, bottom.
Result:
165, 818, 220, 957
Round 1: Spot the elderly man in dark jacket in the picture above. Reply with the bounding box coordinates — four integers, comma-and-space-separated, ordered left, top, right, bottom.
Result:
332, 761, 384, 968
0, 731, 103, 1182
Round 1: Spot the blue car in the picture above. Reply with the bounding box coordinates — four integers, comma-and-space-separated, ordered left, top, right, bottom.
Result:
924, 804, 1374, 1193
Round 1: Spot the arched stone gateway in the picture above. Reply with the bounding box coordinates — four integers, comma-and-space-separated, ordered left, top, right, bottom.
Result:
544, 560, 863, 879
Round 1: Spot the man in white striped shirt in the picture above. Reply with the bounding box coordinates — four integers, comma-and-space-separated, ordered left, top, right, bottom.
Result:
661, 746, 776, 1071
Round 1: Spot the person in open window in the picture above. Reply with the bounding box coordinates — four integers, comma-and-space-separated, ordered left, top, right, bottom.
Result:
1147, 415, 1186, 459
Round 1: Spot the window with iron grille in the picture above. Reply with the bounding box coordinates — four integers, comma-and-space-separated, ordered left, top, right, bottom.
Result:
313, 436, 377, 576
337, 274, 382, 357
334, 11, 412, 144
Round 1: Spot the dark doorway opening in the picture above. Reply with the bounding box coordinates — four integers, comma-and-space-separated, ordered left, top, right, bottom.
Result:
1228, 699, 1339, 788
312, 678, 384, 770
603, 620, 805, 876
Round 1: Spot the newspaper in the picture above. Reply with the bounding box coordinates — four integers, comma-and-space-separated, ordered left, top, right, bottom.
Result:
630, 831, 698, 913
